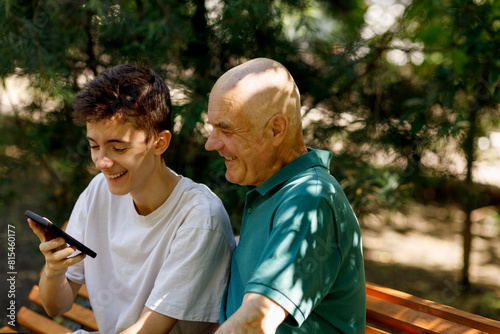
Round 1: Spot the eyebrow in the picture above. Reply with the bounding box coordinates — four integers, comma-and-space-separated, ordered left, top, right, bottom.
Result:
210, 121, 232, 131
86, 136, 130, 144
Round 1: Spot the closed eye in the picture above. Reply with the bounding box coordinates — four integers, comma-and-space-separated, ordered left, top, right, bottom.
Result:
211, 121, 233, 134
215, 125, 235, 135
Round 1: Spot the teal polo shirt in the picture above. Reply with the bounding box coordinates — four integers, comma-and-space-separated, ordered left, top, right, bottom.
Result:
220, 149, 366, 333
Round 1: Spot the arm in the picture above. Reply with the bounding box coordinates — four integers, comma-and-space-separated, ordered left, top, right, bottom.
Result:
216, 292, 288, 334
120, 307, 178, 334
28, 219, 84, 317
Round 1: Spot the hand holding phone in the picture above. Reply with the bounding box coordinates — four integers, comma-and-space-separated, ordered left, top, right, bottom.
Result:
25, 210, 97, 258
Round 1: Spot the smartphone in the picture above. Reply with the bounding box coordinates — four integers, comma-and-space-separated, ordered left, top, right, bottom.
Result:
25, 210, 97, 258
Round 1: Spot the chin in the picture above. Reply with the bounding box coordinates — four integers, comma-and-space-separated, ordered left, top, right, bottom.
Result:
225, 172, 241, 185
106, 185, 129, 196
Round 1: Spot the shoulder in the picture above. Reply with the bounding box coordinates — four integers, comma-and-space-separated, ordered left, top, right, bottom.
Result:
175, 177, 230, 226
177, 177, 224, 207
172, 177, 235, 249
269, 164, 352, 221
285, 165, 338, 198
280, 164, 358, 229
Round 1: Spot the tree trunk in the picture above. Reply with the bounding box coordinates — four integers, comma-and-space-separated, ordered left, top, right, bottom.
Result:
461, 76, 488, 288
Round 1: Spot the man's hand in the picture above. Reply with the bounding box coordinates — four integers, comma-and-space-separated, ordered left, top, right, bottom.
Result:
216, 292, 288, 334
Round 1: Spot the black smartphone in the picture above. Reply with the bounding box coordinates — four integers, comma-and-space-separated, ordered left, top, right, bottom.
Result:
25, 210, 97, 258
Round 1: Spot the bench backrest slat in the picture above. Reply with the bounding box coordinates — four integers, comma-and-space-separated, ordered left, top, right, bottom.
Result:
366, 282, 500, 333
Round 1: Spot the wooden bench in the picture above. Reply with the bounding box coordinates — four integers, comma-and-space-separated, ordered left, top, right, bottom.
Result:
7, 221, 98, 334
8, 281, 500, 333
16, 283, 97, 334
365, 282, 500, 333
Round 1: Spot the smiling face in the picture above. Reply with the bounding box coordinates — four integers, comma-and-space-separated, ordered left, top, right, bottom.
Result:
205, 58, 305, 187
86, 118, 161, 197
205, 93, 276, 187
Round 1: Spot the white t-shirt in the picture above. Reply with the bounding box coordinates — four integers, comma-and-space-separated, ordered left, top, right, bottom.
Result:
65, 172, 235, 334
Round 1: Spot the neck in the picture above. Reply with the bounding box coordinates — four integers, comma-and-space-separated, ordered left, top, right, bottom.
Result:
271, 142, 308, 175
283, 146, 308, 166
281, 135, 308, 164
133, 162, 180, 216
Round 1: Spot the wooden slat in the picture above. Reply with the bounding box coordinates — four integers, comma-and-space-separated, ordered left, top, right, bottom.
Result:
28, 285, 98, 331
366, 295, 484, 334
78, 284, 89, 299
365, 324, 391, 333
17, 306, 72, 334
0, 326, 18, 333
366, 282, 500, 333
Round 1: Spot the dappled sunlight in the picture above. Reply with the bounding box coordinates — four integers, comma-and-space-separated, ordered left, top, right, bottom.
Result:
234, 167, 365, 330
362, 202, 500, 287
362, 0, 409, 38
0, 75, 32, 114
363, 201, 500, 324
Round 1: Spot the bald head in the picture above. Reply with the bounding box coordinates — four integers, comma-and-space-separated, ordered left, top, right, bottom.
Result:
209, 58, 302, 131
206, 58, 308, 186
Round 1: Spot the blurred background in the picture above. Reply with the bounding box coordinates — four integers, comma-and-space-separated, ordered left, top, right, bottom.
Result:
1, 0, 499, 329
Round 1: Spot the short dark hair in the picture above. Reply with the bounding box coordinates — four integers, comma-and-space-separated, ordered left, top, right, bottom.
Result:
73, 64, 172, 141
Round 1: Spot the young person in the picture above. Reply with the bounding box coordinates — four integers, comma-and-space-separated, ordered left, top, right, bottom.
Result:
205, 58, 366, 333
28, 64, 235, 334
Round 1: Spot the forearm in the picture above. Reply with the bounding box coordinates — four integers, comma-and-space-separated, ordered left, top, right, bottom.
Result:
39, 267, 78, 317
120, 307, 178, 334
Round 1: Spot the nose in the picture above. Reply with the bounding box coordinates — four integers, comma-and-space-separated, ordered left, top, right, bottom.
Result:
205, 131, 223, 151
94, 151, 114, 170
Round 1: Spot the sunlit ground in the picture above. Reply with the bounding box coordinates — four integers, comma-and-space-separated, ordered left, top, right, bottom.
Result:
362, 142, 500, 318
362, 203, 500, 287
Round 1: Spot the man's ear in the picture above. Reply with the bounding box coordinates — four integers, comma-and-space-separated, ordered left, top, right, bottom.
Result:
270, 114, 288, 146
154, 130, 172, 155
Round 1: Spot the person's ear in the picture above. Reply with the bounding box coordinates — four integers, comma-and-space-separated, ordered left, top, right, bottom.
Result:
270, 114, 288, 146
154, 130, 172, 155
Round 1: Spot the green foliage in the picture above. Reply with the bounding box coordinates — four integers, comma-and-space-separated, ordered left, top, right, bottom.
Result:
0, 0, 499, 236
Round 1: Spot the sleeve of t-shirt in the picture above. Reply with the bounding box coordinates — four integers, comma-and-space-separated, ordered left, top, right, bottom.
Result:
245, 194, 341, 327
145, 211, 233, 323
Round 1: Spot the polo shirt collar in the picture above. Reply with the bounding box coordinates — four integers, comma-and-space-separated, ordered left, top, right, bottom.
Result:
253, 148, 332, 196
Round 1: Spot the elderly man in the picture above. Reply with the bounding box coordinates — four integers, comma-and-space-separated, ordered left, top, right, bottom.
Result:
205, 58, 366, 333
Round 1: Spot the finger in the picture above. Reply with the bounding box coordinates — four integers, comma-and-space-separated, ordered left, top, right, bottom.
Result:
45, 249, 86, 274
51, 253, 86, 273
51, 245, 88, 262
53, 245, 80, 262
39, 237, 67, 254
28, 218, 45, 240
64, 252, 86, 266
27, 218, 54, 242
